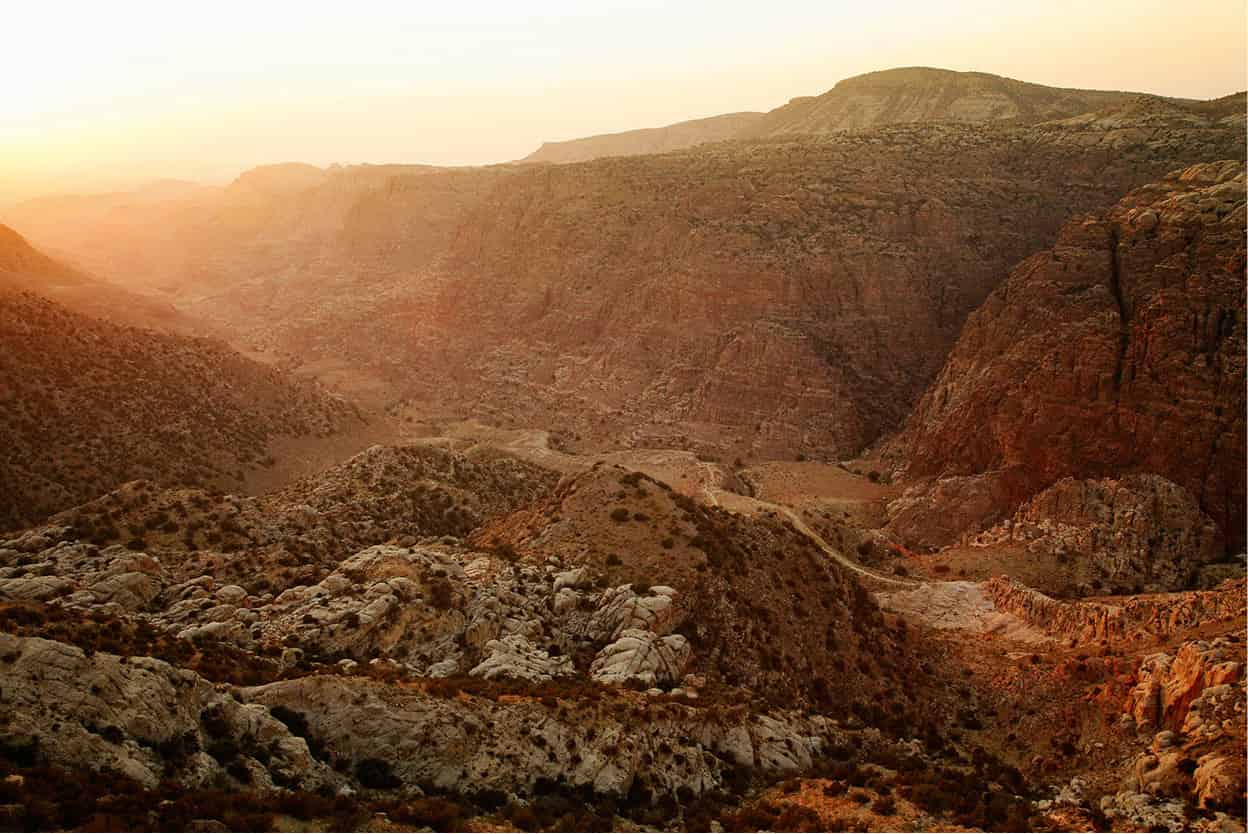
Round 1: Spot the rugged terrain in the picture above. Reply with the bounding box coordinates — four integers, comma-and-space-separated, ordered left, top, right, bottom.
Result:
0, 68, 1244, 832
10, 106, 1242, 457
0, 438, 1242, 831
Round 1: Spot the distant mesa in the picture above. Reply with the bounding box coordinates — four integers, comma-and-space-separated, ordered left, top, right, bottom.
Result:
521, 111, 765, 164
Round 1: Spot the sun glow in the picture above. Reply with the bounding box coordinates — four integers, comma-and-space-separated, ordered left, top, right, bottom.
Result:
2, 0, 1244, 201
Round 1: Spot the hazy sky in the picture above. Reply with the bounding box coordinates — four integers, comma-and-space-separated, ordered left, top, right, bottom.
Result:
3, 0, 1244, 201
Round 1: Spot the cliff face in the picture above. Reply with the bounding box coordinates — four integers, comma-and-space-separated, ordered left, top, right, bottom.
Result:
890, 161, 1247, 550
326, 121, 1241, 457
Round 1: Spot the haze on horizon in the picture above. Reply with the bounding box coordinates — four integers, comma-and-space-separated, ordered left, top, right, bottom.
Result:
3, 0, 1245, 203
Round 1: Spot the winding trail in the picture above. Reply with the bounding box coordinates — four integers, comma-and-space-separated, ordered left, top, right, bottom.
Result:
721, 491, 920, 589
693, 460, 918, 589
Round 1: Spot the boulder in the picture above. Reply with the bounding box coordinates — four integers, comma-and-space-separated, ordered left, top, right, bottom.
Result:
589, 629, 691, 688
469, 635, 574, 682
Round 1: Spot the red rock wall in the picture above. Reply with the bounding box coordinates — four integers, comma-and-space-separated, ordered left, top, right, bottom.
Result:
894, 162, 1247, 549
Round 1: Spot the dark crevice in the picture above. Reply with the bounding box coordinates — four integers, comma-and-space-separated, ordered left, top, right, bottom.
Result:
1107, 226, 1129, 394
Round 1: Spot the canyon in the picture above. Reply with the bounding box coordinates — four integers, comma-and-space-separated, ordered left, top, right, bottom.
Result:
0, 67, 1244, 832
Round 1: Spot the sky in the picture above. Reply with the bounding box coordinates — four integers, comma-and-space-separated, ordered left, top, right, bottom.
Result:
2, 0, 1245, 202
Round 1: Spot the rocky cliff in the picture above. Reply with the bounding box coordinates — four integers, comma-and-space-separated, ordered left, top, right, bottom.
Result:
889, 161, 1247, 551
966, 475, 1227, 593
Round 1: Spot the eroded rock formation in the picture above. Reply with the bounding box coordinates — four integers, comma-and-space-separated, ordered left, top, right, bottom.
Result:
890, 161, 1247, 551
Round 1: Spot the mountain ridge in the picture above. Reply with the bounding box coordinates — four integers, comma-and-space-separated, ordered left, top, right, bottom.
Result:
519, 66, 1246, 163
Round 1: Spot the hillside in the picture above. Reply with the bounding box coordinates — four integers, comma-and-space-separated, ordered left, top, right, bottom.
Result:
0, 224, 194, 332
0, 444, 1240, 830
0, 291, 361, 531
886, 161, 1246, 556
521, 111, 764, 163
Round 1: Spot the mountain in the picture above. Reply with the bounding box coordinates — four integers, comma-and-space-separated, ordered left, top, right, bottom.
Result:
0, 290, 362, 531
885, 161, 1246, 557
521, 112, 764, 163
520, 67, 1244, 164
742, 67, 1146, 137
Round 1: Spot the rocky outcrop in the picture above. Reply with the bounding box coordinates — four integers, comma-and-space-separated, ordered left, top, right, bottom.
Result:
983, 576, 1245, 644
891, 161, 1247, 550
242, 673, 849, 798
0, 633, 341, 793
0, 629, 867, 805
966, 475, 1226, 591
1114, 638, 1246, 815
588, 584, 680, 640
1124, 640, 1244, 734
469, 635, 575, 682
589, 629, 691, 687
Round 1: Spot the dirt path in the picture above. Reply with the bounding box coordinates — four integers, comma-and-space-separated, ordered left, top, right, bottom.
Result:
727, 493, 920, 589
